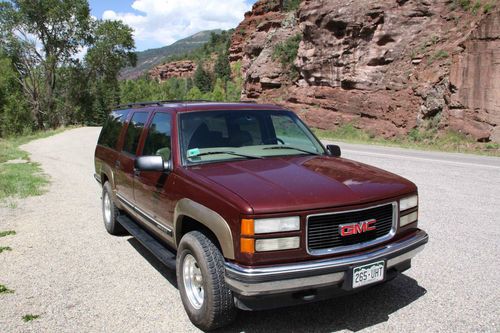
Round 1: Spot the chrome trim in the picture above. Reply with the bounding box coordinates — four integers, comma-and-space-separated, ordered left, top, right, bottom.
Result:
226, 229, 427, 281
116, 193, 173, 236
94, 173, 102, 184
306, 202, 398, 256
225, 230, 428, 296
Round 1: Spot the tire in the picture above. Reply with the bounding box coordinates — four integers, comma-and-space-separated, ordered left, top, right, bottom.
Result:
176, 231, 236, 331
102, 181, 126, 235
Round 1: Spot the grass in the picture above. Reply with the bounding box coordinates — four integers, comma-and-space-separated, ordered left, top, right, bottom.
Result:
0, 246, 12, 253
0, 230, 16, 237
0, 128, 67, 201
0, 284, 14, 294
22, 314, 40, 322
313, 124, 500, 157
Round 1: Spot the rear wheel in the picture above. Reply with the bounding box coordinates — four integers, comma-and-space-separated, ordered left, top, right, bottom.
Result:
102, 181, 126, 235
177, 231, 236, 331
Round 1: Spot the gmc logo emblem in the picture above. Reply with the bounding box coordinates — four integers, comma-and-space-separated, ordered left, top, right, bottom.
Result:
339, 219, 377, 237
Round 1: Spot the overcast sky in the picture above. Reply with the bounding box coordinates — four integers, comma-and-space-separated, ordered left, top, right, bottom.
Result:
89, 0, 258, 51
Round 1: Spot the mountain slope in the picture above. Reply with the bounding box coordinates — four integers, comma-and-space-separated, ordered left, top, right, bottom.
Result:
120, 29, 221, 80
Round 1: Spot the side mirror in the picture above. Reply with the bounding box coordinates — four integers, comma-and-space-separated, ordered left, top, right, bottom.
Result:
135, 155, 172, 172
326, 144, 341, 157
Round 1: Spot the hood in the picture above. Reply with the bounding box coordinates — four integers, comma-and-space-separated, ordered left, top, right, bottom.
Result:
187, 156, 416, 214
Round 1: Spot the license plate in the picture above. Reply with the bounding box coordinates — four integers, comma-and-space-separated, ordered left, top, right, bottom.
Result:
352, 261, 385, 288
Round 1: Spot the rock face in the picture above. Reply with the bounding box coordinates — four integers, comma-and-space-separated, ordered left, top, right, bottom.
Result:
230, 0, 500, 142
149, 60, 197, 82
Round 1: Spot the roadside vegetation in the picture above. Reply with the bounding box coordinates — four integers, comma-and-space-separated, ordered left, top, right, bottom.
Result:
22, 314, 40, 322
314, 124, 500, 157
0, 129, 67, 201
0, 284, 14, 294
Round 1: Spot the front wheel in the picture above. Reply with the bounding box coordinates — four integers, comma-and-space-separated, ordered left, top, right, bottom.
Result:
176, 231, 236, 331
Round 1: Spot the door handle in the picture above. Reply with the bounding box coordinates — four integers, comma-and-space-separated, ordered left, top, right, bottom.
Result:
115, 160, 121, 169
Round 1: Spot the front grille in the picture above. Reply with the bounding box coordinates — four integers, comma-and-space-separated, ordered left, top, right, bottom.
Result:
307, 203, 395, 254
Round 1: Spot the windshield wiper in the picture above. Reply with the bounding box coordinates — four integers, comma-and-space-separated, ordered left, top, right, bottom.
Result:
190, 151, 263, 159
263, 145, 320, 155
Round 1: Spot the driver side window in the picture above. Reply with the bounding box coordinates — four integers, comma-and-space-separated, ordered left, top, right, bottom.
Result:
143, 112, 172, 161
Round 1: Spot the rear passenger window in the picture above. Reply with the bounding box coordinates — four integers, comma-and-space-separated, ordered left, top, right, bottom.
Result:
122, 112, 149, 155
97, 110, 129, 149
142, 113, 172, 160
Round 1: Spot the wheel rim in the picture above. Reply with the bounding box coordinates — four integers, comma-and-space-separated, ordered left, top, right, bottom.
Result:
182, 254, 204, 309
103, 192, 112, 225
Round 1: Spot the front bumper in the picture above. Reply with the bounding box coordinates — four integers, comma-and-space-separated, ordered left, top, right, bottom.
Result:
225, 229, 428, 300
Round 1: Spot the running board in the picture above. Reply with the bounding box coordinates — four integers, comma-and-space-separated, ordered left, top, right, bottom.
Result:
117, 214, 177, 270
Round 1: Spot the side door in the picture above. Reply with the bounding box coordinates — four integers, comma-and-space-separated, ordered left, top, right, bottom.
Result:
115, 111, 149, 206
134, 112, 176, 240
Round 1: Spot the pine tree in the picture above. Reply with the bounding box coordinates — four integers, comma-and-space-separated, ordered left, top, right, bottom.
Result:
193, 63, 212, 93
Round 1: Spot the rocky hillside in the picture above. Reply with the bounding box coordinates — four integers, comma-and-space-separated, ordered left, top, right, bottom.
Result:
120, 30, 221, 80
230, 0, 500, 142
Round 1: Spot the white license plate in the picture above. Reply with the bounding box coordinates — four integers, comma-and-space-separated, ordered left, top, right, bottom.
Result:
352, 261, 385, 288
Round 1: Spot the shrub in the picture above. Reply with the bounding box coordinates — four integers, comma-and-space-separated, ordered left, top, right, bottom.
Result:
272, 34, 302, 67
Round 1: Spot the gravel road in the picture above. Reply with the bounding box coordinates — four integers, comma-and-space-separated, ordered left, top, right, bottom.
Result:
1, 127, 499, 332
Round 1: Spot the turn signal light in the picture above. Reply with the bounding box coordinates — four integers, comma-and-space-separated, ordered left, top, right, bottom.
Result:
240, 237, 255, 254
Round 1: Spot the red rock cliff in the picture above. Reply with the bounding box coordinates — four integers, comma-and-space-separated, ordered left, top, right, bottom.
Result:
230, 0, 500, 142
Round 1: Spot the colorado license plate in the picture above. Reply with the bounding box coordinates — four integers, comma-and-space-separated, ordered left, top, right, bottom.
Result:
352, 261, 385, 288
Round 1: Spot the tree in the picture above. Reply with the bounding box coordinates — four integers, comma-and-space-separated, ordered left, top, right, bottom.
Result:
0, 0, 92, 129
214, 52, 231, 81
193, 62, 212, 93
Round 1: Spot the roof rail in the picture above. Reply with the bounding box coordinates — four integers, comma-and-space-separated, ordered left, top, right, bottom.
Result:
112, 99, 213, 109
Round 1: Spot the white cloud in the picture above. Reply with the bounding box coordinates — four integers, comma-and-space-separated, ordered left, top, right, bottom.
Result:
102, 0, 252, 49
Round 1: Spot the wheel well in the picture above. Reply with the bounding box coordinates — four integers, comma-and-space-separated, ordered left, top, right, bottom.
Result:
178, 216, 223, 254
101, 173, 109, 186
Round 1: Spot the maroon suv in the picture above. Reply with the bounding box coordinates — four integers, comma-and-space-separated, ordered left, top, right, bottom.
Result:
94, 101, 428, 331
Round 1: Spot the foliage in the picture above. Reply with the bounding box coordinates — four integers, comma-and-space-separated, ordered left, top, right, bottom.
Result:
22, 314, 40, 322
0, 230, 16, 237
0, 0, 136, 136
0, 284, 14, 294
272, 34, 302, 80
282, 0, 301, 11
193, 63, 213, 93
0, 246, 12, 253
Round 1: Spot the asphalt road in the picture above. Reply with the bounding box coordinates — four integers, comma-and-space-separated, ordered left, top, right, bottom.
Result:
0, 127, 499, 332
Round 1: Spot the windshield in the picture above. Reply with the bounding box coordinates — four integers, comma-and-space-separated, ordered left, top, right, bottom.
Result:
179, 110, 326, 165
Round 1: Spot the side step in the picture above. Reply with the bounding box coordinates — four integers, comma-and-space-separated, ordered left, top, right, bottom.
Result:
117, 214, 177, 270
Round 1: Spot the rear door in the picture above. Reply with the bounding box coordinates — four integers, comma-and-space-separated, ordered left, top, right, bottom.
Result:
115, 111, 149, 206
134, 111, 176, 239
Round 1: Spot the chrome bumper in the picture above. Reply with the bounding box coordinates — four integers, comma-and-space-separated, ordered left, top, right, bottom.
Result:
225, 229, 428, 297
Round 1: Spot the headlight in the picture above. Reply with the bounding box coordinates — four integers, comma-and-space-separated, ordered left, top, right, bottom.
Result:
400, 211, 418, 227
242, 216, 300, 235
255, 237, 300, 252
400, 195, 418, 211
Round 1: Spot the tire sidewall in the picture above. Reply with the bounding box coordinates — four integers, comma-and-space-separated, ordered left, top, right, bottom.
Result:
177, 234, 213, 324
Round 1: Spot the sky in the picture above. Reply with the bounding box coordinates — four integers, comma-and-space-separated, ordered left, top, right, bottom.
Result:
89, 0, 258, 51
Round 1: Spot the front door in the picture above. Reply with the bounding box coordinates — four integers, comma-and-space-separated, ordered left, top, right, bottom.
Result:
115, 111, 149, 206
134, 112, 176, 241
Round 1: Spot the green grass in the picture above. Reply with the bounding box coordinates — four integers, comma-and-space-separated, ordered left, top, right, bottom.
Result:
0, 230, 16, 237
0, 128, 67, 201
313, 124, 500, 157
0, 246, 12, 253
0, 284, 14, 294
22, 314, 40, 322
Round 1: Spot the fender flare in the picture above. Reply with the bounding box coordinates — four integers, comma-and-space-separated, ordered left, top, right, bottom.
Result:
174, 198, 235, 260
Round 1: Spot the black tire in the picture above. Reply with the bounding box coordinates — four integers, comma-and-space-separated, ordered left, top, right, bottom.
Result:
176, 231, 236, 331
102, 181, 126, 235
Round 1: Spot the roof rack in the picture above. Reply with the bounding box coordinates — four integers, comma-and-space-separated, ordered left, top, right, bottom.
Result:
113, 100, 213, 109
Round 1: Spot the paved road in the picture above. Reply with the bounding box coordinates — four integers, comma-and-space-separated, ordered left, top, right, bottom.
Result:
0, 127, 499, 332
